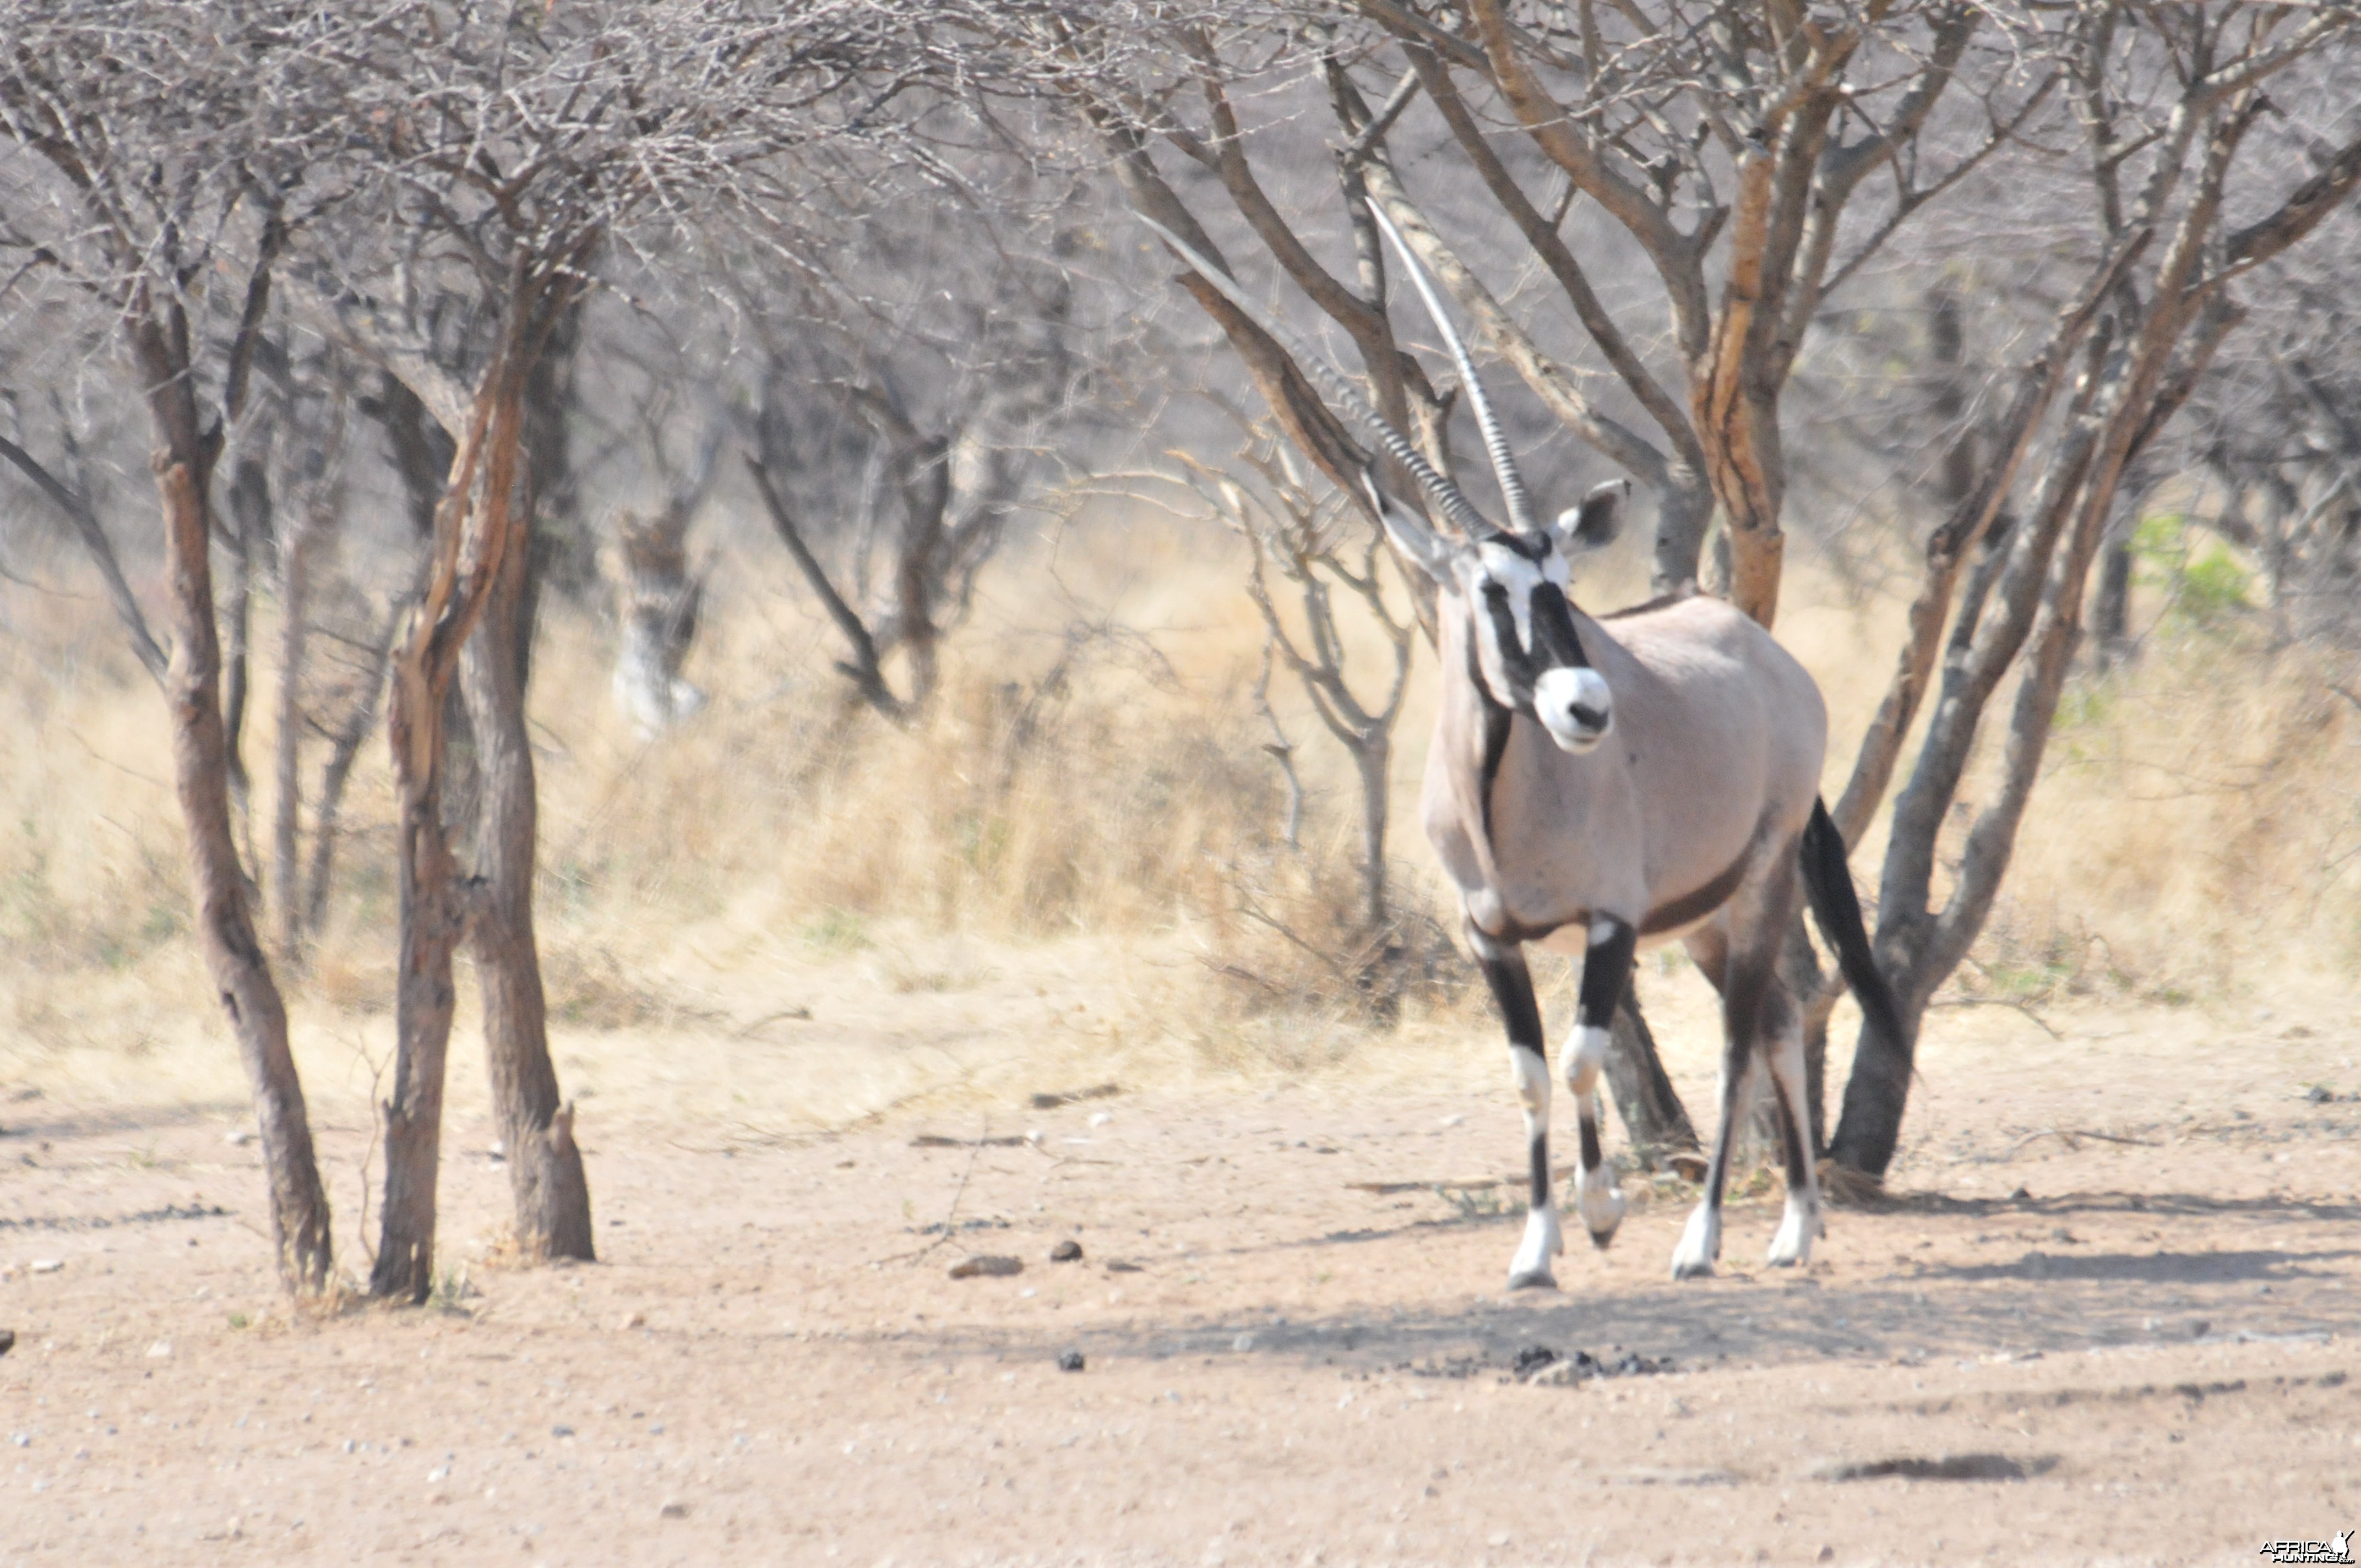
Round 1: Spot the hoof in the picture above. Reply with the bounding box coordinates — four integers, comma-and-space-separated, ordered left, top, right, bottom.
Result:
1669, 1203, 1720, 1280
1766, 1206, 1819, 1268
1506, 1268, 1559, 1292
1585, 1224, 1619, 1251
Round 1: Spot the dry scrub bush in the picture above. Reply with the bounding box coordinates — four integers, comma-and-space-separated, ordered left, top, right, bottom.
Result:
0, 602, 179, 942
522, 557, 1470, 1049
536, 612, 1269, 945
9, 521, 2361, 1088
1968, 622, 2361, 1005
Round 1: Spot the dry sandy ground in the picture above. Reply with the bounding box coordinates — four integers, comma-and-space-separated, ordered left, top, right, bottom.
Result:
4, 959, 2360, 1567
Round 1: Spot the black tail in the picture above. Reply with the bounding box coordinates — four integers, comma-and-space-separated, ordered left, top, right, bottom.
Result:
1798, 798, 1909, 1072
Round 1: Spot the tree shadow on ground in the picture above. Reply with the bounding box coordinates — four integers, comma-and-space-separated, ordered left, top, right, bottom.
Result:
1919, 1248, 2359, 1284
894, 1189, 2361, 1377
0, 1099, 244, 1143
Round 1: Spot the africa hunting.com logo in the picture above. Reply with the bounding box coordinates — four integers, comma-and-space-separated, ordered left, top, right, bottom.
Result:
2260, 1533, 2353, 1564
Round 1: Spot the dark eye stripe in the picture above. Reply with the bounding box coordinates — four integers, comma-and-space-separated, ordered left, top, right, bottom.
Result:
1479, 587, 1537, 706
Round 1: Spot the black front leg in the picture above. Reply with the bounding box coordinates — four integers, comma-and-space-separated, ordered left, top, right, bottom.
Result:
1470, 924, 1559, 1290
1568, 918, 1636, 1246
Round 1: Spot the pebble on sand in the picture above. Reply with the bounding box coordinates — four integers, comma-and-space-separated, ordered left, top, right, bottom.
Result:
1049, 1239, 1084, 1263
948, 1255, 1023, 1279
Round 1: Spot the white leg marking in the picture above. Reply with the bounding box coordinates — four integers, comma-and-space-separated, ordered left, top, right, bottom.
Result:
1670, 1044, 1754, 1281
1764, 1014, 1824, 1269
1767, 1195, 1817, 1269
1508, 1051, 1561, 1289
1670, 1199, 1720, 1280
1562, 1024, 1612, 1098
1573, 1118, 1627, 1244
1510, 1203, 1563, 1287
1558, 1027, 1624, 1245
1514, 1046, 1551, 1131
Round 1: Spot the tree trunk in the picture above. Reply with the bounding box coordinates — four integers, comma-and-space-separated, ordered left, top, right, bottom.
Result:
369, 369, 455, 540
372, 337, 529, 1302
2090, 532, 2134, 666
463, 510, 594, 1264
1601, 983, 1699, 1160
304, 601, 396, 940
1651, 481, 1716, 598
519, 289, 590, 666
221, 451, 263, 863
270, 494, 315, 968
1353, 732, 1390, 935
887, 426, 950, 708
371, 645, 465, 1302
141, 369, 333, 1297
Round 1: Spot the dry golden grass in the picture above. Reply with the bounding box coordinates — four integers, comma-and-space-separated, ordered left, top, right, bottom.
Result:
5, 510, 2359, 1130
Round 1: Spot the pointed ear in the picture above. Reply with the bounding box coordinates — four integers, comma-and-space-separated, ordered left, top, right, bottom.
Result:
1359, 467, 1454, 584
1553, 478, 1630, 554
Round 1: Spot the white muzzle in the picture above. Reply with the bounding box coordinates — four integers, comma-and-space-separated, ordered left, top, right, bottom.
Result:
1533, 666, 1613, 753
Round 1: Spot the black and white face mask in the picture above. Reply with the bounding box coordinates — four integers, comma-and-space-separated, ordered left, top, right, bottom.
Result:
1456, 530, 1613, 754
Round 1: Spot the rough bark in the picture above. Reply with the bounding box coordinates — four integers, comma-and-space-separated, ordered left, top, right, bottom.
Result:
463, 476, 594, 1265
269, 481, 316, 968
220, 445, 265, 854
516, 289, 589, 683
747, 453, 907, 722
1602, 986, 1699, 1161
368, 369, 456, 540
362, 366, 480, 824
134, 307, 333, 1298
304, 600, 400, 940
373, 340, 527, 1303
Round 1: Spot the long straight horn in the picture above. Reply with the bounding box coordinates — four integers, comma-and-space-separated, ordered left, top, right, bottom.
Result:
1368, 204, 1537, 537
1138, 214, 1490, 542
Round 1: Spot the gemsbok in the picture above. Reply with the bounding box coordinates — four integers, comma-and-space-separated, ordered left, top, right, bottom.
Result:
1149, 210, 1906, 1286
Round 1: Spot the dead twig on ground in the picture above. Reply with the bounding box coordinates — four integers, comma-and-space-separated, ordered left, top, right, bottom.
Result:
729, 1008, 813, 1038
2005, 1128, 2163, 1157
1928, 995, 2065, 1038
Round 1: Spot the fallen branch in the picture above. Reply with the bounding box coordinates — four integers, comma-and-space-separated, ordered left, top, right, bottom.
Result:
1928, 995, 2064, 1038
731, 1006, 813, 1038
1348, 1164, 1575, 1196
874, 1118, 988, 1266
1026, 1082, 1121, 1110
2005, 1128, 2162, 1157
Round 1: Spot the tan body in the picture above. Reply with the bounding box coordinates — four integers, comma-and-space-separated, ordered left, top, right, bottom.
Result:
1424, 590, 1827, 951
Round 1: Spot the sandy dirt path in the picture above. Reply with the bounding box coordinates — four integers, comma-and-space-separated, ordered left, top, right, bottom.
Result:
4, 981, 2360, 1566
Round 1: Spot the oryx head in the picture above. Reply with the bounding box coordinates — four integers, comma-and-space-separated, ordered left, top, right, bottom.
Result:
1143, 208, 1629, 754
1367, 467, 1627, 754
